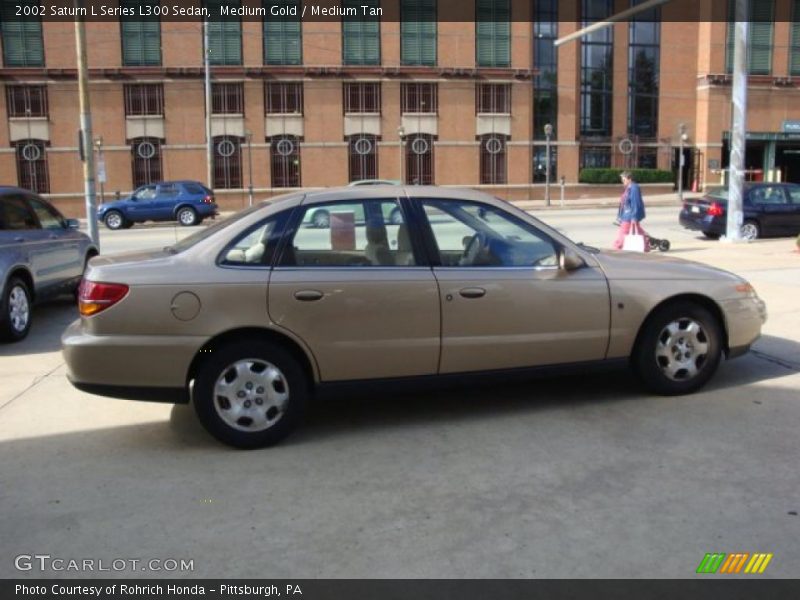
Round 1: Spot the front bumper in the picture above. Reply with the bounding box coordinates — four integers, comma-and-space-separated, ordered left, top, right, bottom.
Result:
721, 295, 767, 356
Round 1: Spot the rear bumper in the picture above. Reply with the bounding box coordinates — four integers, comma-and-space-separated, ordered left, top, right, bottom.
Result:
69, 379, 188, 403
679, 210, 726, 234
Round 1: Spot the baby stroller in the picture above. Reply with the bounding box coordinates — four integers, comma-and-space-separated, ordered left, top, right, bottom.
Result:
614, 219, 671, 252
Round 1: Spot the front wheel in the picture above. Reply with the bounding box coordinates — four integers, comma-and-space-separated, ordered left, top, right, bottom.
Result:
103, 211, 125, 230
0, 277, 32, 342
632, 302, 723, 396
177, 207, 198, 227
192, 340, 309, 448
741, 220, 760, 241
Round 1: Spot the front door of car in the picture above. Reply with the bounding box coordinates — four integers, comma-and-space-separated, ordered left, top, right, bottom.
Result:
419, 199, 610, 374
748, 186, 793, 236
127, 185, 159, 220
268, 198, 441, 382
783, 185, 800, 234
26, 195, 83, 293
0, 194, 39, 282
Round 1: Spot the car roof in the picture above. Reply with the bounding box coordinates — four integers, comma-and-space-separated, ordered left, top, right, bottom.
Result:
300, 185, 503, 207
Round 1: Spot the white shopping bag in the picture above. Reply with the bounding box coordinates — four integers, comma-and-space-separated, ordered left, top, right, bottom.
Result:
622, 222, 646, 252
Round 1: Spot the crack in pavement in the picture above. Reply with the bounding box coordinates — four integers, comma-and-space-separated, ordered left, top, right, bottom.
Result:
0, 362, 65, 412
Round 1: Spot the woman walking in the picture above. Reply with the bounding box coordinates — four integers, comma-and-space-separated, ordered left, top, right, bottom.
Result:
613, 171, 650, 251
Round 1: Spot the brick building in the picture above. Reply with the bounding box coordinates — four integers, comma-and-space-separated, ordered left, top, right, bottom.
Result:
2, 0, 800, 216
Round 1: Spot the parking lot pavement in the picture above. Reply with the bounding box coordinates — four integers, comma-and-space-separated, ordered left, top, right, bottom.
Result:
1, 228, 798, 579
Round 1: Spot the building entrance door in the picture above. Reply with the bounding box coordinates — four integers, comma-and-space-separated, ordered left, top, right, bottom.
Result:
775, 145, 800, 183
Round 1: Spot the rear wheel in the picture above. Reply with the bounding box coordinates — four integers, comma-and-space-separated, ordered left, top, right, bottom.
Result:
741, 220, 760, 241
103, 211, 125, 230
702, 231, 720, 240
177, 206, 198, 227
633, 302, 723, 396
193, 340, 309, 448
0, 277, 32, 342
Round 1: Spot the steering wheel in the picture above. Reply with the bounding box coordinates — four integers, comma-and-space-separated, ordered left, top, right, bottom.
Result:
460, 232, 489, 266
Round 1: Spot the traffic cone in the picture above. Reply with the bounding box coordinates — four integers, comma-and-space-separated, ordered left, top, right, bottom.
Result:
691, 179, 698, 193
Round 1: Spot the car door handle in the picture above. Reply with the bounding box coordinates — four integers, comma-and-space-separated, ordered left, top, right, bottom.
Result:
294, 290, 324, 302
459, 287, 486, 299
14, 236, 25, 243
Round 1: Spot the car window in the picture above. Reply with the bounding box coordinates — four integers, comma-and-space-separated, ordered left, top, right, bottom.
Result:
183, 183, 206, 195
785, 186, 800, 205
0, 195, 38, 230
27, 196, 64, 230
158, 184, 179, 196
282, 199, 415, 267
750, 186, 787, 205
422, 199, 558, 268
221, 216, 284, 267
136, 186, 157, 201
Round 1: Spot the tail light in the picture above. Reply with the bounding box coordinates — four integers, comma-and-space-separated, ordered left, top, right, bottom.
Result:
202, 195, 215, 204
707, 202, 724, 217
78, 280, 129, 317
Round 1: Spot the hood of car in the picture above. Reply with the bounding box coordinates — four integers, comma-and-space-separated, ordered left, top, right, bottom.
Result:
592, 250, 743, 282
97, 198, 131, 212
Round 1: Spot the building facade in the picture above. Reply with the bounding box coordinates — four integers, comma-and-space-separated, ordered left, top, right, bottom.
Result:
1, 0, 800, 216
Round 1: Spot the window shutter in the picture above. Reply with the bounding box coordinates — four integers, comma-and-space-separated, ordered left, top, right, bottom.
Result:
401, 0, 436, 66
792, 0, 800, 75
264, 0, 302, 65
748, 0, 774, 74
2, 19, 44, 67
476, 0, 510, 68
206, 1, 241, 65
342, 0, 379, 65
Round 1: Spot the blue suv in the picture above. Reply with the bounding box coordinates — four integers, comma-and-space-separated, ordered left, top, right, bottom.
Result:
97, 181, 218, 230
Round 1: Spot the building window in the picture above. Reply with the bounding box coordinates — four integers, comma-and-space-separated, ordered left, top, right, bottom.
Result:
580, 0, 614, 137
264, 0, 302, 65
479, 134, 507, 184
212, 83, 244, 115
580, 145, 611, 168
476, 0, 510, 67
131, 138, 162, 187
401, 83, 437, 113
401, 0, 437, 66
637, 147, 658, 169
406, 134, 435, 185
14, 139, 49, 193
124, 84, 164, 116
265, 82, 303, 114
348, 134, 378, 182
533, 0, 557, 140
628, 1, 660, 139
726, 0, 774, 75
120, 1, 161, 66
270, 135, 301, 188
206, 0, 242, 65
1, 9, 44, 68
342, 0, 380, 65
214, 135, 242, 189
792, 0, 800, 75
5, 86, 48, 117
476, 83, 510, 114
532, 147, 557, 183
343, 83, 381, 113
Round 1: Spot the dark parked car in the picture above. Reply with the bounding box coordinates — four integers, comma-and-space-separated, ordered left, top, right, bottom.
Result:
680, 183, 800, 240
97, 181, 217, 230
0, 187, 97, 342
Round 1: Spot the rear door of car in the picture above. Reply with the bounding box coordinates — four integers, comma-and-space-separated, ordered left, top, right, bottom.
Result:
783, 185, 800, 234
268, 197, 441, 382
415, 197, 610, 374
154, 183, 181, 219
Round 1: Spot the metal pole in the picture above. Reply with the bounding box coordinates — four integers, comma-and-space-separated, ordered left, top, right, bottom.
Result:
726, 3, 748, 242
204, 21, 214, 191
75, 17, 98, 248
560, 175, 565, 207
545, 129, 552, 207
246, 132, 254, 207
397, 126, 405, 184
678, 124, 685, 202
554, 0, 670, 47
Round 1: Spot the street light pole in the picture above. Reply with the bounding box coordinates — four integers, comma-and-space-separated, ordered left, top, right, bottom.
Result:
246, 131, 254, 207
397, 125, 405, 184
75, 17, 98, 248
94, 136, 105, 205
544, 123, 553, 207
726, 1, 748, 242
204, 20, 214, 192
678, 122, 687, 202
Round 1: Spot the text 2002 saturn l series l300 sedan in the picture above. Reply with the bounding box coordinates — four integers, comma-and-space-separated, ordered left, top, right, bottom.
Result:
62, 186, 766, 448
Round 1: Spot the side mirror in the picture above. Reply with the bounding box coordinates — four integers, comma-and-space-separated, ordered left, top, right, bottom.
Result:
559, 247, 585, 271
65, 218, 80, 230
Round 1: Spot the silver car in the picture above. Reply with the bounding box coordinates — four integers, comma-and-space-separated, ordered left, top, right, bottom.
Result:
0, 187, 97, 342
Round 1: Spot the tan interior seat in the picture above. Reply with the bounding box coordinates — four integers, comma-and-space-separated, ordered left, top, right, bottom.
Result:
364, 224, 393, 266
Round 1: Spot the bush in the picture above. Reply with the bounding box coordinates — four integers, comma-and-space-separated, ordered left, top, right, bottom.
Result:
579, 168, 675, 184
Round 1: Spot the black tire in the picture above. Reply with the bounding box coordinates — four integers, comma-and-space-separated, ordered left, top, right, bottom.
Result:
103, 210, 125, 230
0, 277, 32, 343
702, 231, 720, 240
121, 221, 134, 229
192, 340, 309, 448
177, 206, 198, 227
389, 207, 403, 225
658, 239, 671, 252
311, 209, 330, 229
632, 301, 723, 396
741, 219, 760, 241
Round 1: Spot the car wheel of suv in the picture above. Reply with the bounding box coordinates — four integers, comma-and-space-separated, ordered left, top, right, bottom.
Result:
0, 277, 32, 342
177, 207, 198, 227
633, 301, 722, 396
193, 340, 309, 448
702, 231, 720, 240
741, 220, 760, 241
311, 209, 330, 229
104, 211, 125, 230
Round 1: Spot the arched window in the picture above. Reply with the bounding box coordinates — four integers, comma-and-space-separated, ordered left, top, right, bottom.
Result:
14, 139, 49, 193
479, 134, 507, 185
405, 133, 434, 185
213, 135, 242, 189
270, 135, 301, 188
348, 134, 377, 182
131, 137, 163, 188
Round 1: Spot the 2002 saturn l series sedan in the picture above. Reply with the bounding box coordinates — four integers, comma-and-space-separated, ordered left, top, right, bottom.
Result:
62, 187, 767, 448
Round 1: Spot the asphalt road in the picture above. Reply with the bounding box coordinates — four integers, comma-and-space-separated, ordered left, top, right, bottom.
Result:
1, 207, 798, 579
